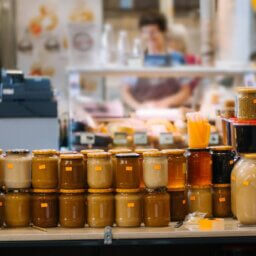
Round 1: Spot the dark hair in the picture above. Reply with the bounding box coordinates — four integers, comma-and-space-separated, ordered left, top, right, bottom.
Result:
139, 12, 167, 32
250, 52, 256, 61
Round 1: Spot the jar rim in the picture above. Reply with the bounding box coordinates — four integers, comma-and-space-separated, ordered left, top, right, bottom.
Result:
32, 149, 58, 155
236, 87, 256, 93
145, 187, 167, 193
60, 153, 83, 159
32, 189, 58, 193
116, 188, 140, 193
135, 148, 158, 154
213, 184, 230, 188
115, 153, 139, 158
143, 151, 164, 157
108, 148, 132, 155
162, 149, 185, 155
87, 152, 110, 158
60, 189, 86, 193
187, 148, 210, 152
6, 149, 30, 154
81, 149, 104, 155
188, 185, 212, 189
6, 189, 30, 193
88, 188, 113, 193
168, 187, 186, 192
243, 154, 256, 159
210, 146, 233, 151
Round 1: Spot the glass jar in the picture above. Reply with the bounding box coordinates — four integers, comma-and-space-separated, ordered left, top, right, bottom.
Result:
143, 152, 168, 189
4, 149, 32, 189
169, 188, 188, 222
115, 188, 142, 227
0, 192, 4, 227
236, 154, 256, 224
210, 146, 236, 184
0, 149, 4, 188
59, 154, 85, 189
144, 188, 170, 227
187, 148, 212, 186
87, 189, 114, 228
5, 189, 30, 227
31, 189, 58, 228
212, 184, 231, 218
59, 189, 86, 228
236, 87, 256, 120
162, 149, 186, 190
115, 153, 140, 189
188, 186, 212, 217
32, 150, 59, 189
87, 152, 112, 189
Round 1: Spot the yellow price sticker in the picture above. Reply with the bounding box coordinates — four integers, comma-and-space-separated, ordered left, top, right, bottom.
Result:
7, 163, 14, 169
219, 197, 226, 203
127, 202, 135, 208
126, 166, 133, 171
190, 196, 196, 201
65, 166, 72, 172
154, 164, 161, 170
39, 164, 46, 170
229, 160, 234, 165
41, 203, 48, 208
243, 181, 249, 186
182, 200, 186, 205
95, 166, 102, 171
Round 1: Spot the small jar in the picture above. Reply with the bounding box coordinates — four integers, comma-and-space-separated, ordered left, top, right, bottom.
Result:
212, 184, 231, 218
0, 192, 4, 227
59, 189, 86, 228
87, 152, 112, 189
31, 189, 58, 228
187, 186, 212, 217
115, 188, 142, 227
4, 149, 32, 189
87, 189, 114, 228
162, 149, 186, 190
0, 149, 4, 188
59, 154, 85, 189
169, 188, 188, 222
5, 189, 30, 227
115, 153, 140, 189
143, 151, 168, 189
32, 150, 59, 189
187, 148, 212, 186
144, 188, 170, 227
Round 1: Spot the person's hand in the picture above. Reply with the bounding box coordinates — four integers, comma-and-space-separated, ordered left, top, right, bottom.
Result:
141, 101, 158, 108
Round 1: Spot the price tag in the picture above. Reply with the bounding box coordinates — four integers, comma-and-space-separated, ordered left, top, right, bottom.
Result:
210, 133, 219, 145
134, 132, 148, 145
41, 203, 48, 208
95, 166, 102, 171
154, 164, 161, 171
7, 163, 14, 169
80, 133, 95, 145
182, 200, 186, 205
230, 160, 234, 165
0, 202, 3, 207
159, 133, 173, 145
39, 164, 46, 170
190, 196, 196, 201
219, 197, 226, 203
114, 132, 127, 145
126, 166, 133, 171
65, 166, 72, 172
127, 202, 135, 208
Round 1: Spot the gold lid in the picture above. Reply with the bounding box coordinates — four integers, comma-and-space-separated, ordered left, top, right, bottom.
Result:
162, 149, 185, 155
60, 153, 83, 159
81, 149, 104, 155
60, 189, 86, 193
143, 151, 164, 157
237, 87, 256, 93
33, 149, 58, 155
168, 187, 186, 192
243, 154, 256, 159
210, 146, 233, 151
116, 188, 140, 193
88, 188, 113, 193
189, 185, 212, 189
32, 189, 57, 193
108, 148, 132, 155
213, 184, 230, 188
135, 148, 158, 154
87, 152, 111, 158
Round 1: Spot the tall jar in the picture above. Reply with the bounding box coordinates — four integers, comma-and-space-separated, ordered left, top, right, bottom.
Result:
59, 189, 86, 228
4, 149, 32, 189
115, 153, 140, 189
31, 189, 58, 228
143, 151, 168, 189
144, 188, 170, 227
187, 148, 212, 186
87, 152, 112, 189
59, 154, 85, 189
210, 146, 236, 184
0, 149, 4, 188
5, 189, 30, 227
87, 189, 114, 228
162, 149, 186, 190
32, 150, 59, 189
115, 189, 142, 227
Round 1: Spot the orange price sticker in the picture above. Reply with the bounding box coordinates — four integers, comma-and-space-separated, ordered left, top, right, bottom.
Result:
65, 166, 72, 172
95, 166, 102, 171
7, 163, 14, 169
154, 164, 161, 170
126, 166, 133, 171
253, 99, 256, 104
39, 164, 46, 170
0, 202, 3, 207
243, 181, 249, 186
41, 203, 48, 208
127, 202, 135, 208
219, 197, 226, 203
190, 196, 196, 201
229, 160, 234, 165
182, 200, 186, 205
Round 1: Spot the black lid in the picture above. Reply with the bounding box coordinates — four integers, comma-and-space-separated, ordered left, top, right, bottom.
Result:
116, 153, 140, 158
6, 149, 30, 154
187, 148, 210, 152
6, 188, 30, 193
145, 187, 167, 193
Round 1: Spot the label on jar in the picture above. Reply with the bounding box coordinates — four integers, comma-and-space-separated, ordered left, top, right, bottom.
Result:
243, 181, 249, 186
39, 164, 46, 170
190, 196, 196, 201
7, 163, 14, 169
229, 160, 234, 165
126, 166, 133, 171
182, 200, 186, 205
219, 197, 226, 203
0, 202, 3, 207
65, 166, 72, 172
80, 132, 95, 145
41, 203, 48, 208
159, 133, 173, 145
114, 132, 127, 145
134, 132, 148, 145
127, 202, 135, 208
95, 166, 102, 171
154, 164, 161, 170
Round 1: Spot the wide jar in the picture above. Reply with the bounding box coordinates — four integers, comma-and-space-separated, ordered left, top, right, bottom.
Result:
59, 189, 86, 228
115, 153, 140, 189
187, 186, 212, 217
0, 192, 4, 226
87, 189, 114, 228
115, 188, 142, 227
144, 188, 170, 227
32, 150, 59, 189
59, 153, 85, 189
212, 184, 231, 218
143, 151, 168, 189
187, 148, 212, 186
31, 189, 58, 228
162, 149, 186, 190
87, 152, 112, 189
5, 189, 30, 227
0, 149, 4, 188
4, 149, 32, 189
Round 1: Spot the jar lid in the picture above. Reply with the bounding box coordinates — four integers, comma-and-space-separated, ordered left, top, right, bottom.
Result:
187, 148, 210, 152
116, 188, 140, 193
232, 118, 256, 126
162, 149, 185, 155
243, 154, 256, 159
145, 187, 167, 193
88, 188, 113, 193
168, 187, 186, 192
210, 146, 233, 151
7, 189, 30, 193
143, 151, 164, 157
116, 153, 139, 158
87, 152, 111, 158
189, 185, 212, 189
6, 149, 30, 154
60, 189, 86, 193
32, 189, 58, 193
81, 149, 104, 155
60, 153, 83, 159
108, 148, 132, 155
32, 149, 58, 155
213, 184, 230, 188
236, 87, 256, 93
135, 148, 158, 154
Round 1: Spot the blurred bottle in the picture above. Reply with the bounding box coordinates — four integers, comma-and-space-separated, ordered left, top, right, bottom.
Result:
117, 30, 130, 66
129, 37, 143, 67
101, 24, 115, 66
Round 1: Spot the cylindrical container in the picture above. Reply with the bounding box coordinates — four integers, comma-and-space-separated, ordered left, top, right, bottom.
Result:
212, 184, 231, 218
115, 188, 142, 227
5, 189, 30, 227
162, 149, 186, 190
210, 146, 236, 184
115, 153, 140, 189
4, 149, 32, 189
143, 151, 168, 189
87, 188, 114, 228
236, 154, 256, 225
32, 150, 59, 189
0, 149, 4, 188
143, 188, 170, 227
187, 186, 212, 217
87, 152, 112, 189
169, 188, 188, 222
187, 148, 212, 186
236, 87, 256, 120
31, 189, 58, 228
59, 154, 85, 189
59, 189, 86, 228
0, 192, 4, 226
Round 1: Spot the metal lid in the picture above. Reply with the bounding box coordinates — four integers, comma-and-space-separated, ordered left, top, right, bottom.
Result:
81, 149, 104, 155
162, 149, 186, 155
116, 188, 140, 193
6, 149, 30, 154
236, 87, 256, 93
87, 152, 111, 158
32, 189, 58, 193
210, 146, 233, 151
187, 148, 210, 152
145, 187, 167, 193
32, 149, 58, 155
60, 189, 86, 193
143, 151, 164, 157
115, 153, 139, 158
88, 188, 113, 193
108, 148, 132, 155
60, 153, 83, 159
